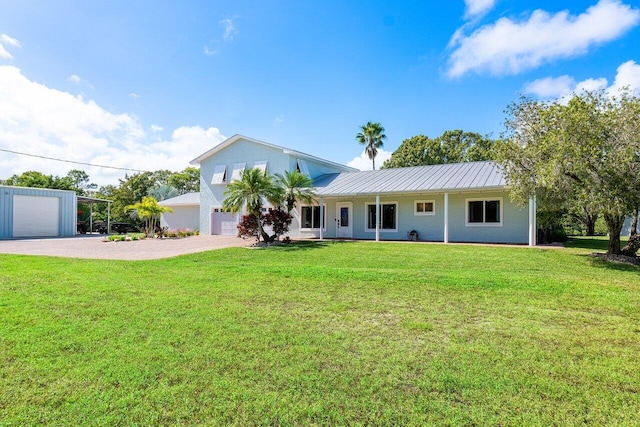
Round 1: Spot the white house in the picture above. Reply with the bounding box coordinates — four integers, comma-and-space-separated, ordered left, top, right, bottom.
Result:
160, 134, 537, 245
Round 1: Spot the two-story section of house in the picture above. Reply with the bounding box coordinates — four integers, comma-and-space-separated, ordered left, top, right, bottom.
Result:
188, 134, 357, 236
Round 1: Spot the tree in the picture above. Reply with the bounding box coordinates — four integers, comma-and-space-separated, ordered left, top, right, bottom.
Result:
356, 122, 387, 170
168, 167, 200, 194
124, 196, 173, 237
499, 90, 640, 255
382, 130, 498, 169
273, 170, 315, 212
5, 171, 55, 188
222, 168, 282, 242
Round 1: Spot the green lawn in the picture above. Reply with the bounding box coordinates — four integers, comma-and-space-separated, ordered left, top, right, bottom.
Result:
1, 239, 639, 425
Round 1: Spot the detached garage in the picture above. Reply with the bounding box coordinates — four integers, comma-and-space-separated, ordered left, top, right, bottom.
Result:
0, 185, 77, 239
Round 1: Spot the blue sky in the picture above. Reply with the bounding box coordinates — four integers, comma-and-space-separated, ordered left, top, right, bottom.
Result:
1, 0, 639, 184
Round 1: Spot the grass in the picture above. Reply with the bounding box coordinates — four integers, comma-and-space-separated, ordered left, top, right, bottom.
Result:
1, 240, 639, 425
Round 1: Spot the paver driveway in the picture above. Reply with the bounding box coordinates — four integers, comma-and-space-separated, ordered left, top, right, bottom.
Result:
0, 234, 250, 260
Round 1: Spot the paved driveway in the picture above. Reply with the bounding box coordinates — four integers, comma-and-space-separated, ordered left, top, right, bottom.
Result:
0, 234, 250, 260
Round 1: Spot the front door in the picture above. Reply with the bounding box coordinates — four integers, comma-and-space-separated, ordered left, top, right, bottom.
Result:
336, 202, 353, 238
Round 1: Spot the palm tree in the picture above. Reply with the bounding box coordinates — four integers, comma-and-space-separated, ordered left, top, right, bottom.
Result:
356, 121, 387, 170
124, 196, 173, 237
273, 170, 316, 212
223, 168, 281, 241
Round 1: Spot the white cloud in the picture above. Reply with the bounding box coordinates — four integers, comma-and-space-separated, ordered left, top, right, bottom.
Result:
609, 60, 640, 95
524, 75, 576, 98
220, 18, 238, 42
273, 115, 284, 126
464, 0, 496, 19
203, 46, 217, 56
150, 124, 163, 132
447, 0, 640, 78
524, 60, 640, 99
347, 149, 393, 171
575, 77, 608, 93
0, 66, 226, 185
0, 34, 21, 59
129, 92, 140, 99
67, 74, 81, 83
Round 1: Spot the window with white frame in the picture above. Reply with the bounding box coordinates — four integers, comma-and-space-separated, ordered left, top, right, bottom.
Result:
300, 205, 325, 229
366, 202, 397, 231
211, 165, 227, 184
466, 198, 502, 226
414, 200, 435, 215
296, 159, 310, 176
254, 160, 268, 174
231, 163, 246, 181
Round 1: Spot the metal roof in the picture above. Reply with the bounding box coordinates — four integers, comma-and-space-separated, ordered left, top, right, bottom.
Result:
159, 192, 201, 206
312, 161, 506, 197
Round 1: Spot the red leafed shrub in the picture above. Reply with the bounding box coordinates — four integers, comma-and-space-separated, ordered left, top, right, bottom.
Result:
236, 209, 292, 242
262, 208, 293, 240
237, 214, 260, 240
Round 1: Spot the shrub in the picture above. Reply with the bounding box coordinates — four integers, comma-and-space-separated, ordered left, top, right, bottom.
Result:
237, 209, 292, 242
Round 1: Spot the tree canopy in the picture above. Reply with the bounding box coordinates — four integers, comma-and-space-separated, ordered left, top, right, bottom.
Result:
498, 90, 640, 254
382, 130, 498, 169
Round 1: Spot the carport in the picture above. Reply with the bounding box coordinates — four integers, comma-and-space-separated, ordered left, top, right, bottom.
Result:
77, 195, 112, 234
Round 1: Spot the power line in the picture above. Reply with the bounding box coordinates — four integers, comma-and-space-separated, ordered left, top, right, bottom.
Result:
0, 147, 149, 173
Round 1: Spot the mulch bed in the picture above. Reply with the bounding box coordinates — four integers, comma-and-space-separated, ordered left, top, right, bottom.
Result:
591, 252, 640, 265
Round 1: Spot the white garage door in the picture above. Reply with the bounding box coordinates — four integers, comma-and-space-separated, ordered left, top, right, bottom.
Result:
211, 210, 237, 235
13, 195, 60, 237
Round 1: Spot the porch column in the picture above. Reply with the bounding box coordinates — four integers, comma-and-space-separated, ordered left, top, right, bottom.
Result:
375, 195, 380, 242
319, 197, 324, 240
89, 202, 93, 234
529, 196, 536, 246
107, 202, 111, 234
444, 193, 449, 243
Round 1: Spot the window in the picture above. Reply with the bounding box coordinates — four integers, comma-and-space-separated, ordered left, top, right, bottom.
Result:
466, 198, 502, 226
366, 202, 397, 231
296, 159, 310, 176
231, 163, 246, 181
300, 205, 325, 229
211, 165, 227, 184
415, 200, 435, 216
254, 160, 268, 174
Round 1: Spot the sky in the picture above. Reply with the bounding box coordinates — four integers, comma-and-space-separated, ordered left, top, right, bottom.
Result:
1, 0, 639, 186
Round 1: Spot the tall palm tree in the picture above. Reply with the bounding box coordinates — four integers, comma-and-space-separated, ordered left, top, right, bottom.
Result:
223, 168, 281, 241
273, 170, 316, 212
356, 121, 387, 170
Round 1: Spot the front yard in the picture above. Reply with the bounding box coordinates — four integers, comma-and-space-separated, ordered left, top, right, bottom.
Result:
1, 239, 638, 425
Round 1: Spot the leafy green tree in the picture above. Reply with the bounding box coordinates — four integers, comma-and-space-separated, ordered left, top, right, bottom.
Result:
125, 196, 173, 237
382, 130, 498, 169
223, 168, 282, 242
5, 171, 56, 188
273, 170, 315, 212
499, 90, 640, 255
168, 167, 200, 194
356, 122, 387, 170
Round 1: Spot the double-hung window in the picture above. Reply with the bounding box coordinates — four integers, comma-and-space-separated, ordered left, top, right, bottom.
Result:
300, 205, 325, 230
414, 200, 435, 215
365, 202, 397, 231
466, 198, 502, 226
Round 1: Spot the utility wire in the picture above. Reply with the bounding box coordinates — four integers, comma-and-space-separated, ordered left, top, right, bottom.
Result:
0, 147, 149, 173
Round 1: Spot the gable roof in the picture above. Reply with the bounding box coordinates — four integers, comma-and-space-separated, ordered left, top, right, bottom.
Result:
190, 134, 358, 172
312, 161, 506, 197
158, 192, 200, 206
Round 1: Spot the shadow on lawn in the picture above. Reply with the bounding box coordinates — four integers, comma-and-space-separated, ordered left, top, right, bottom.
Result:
566, 237, 639, 271
265, 240, 352, 251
